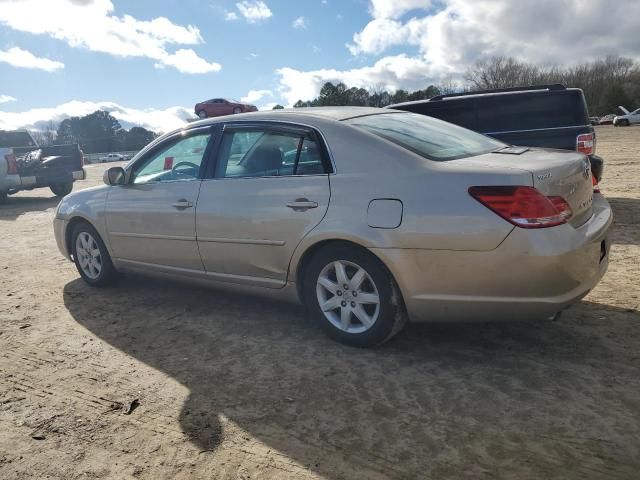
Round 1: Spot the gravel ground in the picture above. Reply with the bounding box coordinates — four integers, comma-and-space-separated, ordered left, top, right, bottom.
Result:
1, 126, 639, 480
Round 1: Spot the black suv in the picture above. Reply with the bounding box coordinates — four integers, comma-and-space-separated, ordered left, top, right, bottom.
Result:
387, 84, 604, 181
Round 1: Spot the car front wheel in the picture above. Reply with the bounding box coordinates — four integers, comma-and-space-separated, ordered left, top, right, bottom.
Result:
197, 110, 207, 119
304, 245, 406, 347
71, 222, 118, 287
233, 107, 242, 114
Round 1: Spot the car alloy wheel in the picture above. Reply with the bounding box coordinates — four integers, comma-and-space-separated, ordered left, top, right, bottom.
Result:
315, 260, 381, 334
75, 231, 102, 279
198, 110, 207, 119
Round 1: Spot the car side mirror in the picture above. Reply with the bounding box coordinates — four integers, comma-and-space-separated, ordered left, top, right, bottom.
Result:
104, 166, 126, 186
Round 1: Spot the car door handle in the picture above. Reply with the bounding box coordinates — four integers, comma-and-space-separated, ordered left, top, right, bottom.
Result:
286, 199, 318, 211
172, 200, 193, 209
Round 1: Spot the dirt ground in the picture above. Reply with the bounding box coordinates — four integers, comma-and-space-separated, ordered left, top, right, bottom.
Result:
1, 126, 639, 480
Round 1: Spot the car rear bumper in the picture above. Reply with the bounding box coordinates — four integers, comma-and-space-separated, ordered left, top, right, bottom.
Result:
3, 168, 85, 191
372, 194, 612, 323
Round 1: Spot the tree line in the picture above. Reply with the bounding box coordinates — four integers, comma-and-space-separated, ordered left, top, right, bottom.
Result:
282, 56, 640, 116
32, 110, 158, 154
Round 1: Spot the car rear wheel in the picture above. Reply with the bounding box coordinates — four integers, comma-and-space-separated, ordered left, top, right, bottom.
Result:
0, 191, 7, 204
50, 182, 73, 197
304, 245, 406, 347
197, 110, 207, 119
233, 107, 242, 114
71, 222, 118, 287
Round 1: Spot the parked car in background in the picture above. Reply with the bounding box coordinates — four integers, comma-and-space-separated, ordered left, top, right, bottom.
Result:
613, 106, 640, 126
194, 98, 258, 119
1, 130, 85, 203
54, 108, 611, 347
387, 84, 605, 182
100, 153, 129, 163
599, 114, 616, 125
589, 116, 600, 126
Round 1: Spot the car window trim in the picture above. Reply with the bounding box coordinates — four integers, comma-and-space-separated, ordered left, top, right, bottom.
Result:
204, 121, 334, 179
125, 125, 218, 185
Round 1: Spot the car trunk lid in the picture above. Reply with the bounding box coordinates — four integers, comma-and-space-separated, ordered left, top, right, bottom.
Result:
454, 148, 594, 227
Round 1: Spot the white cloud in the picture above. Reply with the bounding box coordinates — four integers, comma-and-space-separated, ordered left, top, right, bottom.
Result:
0, 94, 17, 104
0, 100, 193, 133
241, 89, 273, 103
350, 0, 640, 68
369, 0, 431, 19
235, 1, 273, 23
0, 47, 64, 72
292, 16, 308, 30
154, 49, 220, 74
225, 11, 239, 21
277, 54, 437, 106
277, 0, 640, 107
0, 0, 220, 74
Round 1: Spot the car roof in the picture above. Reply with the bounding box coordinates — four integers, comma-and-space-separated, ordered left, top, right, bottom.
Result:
387, 85, 582, 109
188, 107, 393, 128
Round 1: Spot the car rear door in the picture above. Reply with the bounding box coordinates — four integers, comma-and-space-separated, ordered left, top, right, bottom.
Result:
105, 127, 215, 271
195, 123, 331, 288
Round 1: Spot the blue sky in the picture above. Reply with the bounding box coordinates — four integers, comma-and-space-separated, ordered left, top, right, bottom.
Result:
0, 0, 638, 132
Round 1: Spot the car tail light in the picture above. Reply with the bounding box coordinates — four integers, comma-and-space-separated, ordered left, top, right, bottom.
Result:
576, 133, 595, 155
592, 174, 600, 193
469, 186, 573, 228
5, 152, 18, 174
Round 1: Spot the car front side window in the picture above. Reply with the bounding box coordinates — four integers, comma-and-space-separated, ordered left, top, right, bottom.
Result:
130, 133, 211, 184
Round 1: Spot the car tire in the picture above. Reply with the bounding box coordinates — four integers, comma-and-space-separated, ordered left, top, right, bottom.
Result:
50, 182, 73, 197
0, 190, 7, 204
233, 107, 242, 114
620, 119, 630, 127
71, 222, 119, 287
198, 110, 207, 119
304, 245, 406, 347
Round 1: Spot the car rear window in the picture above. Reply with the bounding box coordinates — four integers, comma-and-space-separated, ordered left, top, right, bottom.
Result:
344, 112, 504, 161
0, 130, 36, 148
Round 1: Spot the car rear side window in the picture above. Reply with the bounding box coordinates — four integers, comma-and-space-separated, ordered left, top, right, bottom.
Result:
216, 128, 327, 178
344, 112, 504, 161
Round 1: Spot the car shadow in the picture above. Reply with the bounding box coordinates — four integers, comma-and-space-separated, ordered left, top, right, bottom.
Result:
62, 276, 640, 479
608, 196, 640, 246
0, 194, 60, 220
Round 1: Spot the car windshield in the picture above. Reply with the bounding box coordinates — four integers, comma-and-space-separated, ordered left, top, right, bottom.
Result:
344, 112, 504, 161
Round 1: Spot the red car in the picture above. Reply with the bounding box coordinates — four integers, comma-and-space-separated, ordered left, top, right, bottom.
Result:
194, 98, 258, 118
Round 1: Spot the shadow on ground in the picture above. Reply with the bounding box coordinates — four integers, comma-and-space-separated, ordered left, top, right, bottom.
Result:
0, 194, 60, 220
63, 275, 640, 479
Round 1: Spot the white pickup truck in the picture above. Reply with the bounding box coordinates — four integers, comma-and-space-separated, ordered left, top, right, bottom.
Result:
1, 130, 85, 203
613, 106, 640, 127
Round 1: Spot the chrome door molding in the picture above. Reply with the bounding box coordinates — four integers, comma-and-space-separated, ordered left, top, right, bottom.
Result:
197, 236, 286, 246
109, 231, 196, 241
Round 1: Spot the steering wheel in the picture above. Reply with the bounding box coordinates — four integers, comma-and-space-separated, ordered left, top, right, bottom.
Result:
171, 161, 200, 177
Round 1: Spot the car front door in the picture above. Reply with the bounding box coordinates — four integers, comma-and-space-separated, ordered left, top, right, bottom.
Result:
196, 124, 331, 287
105, 127, 214, 271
